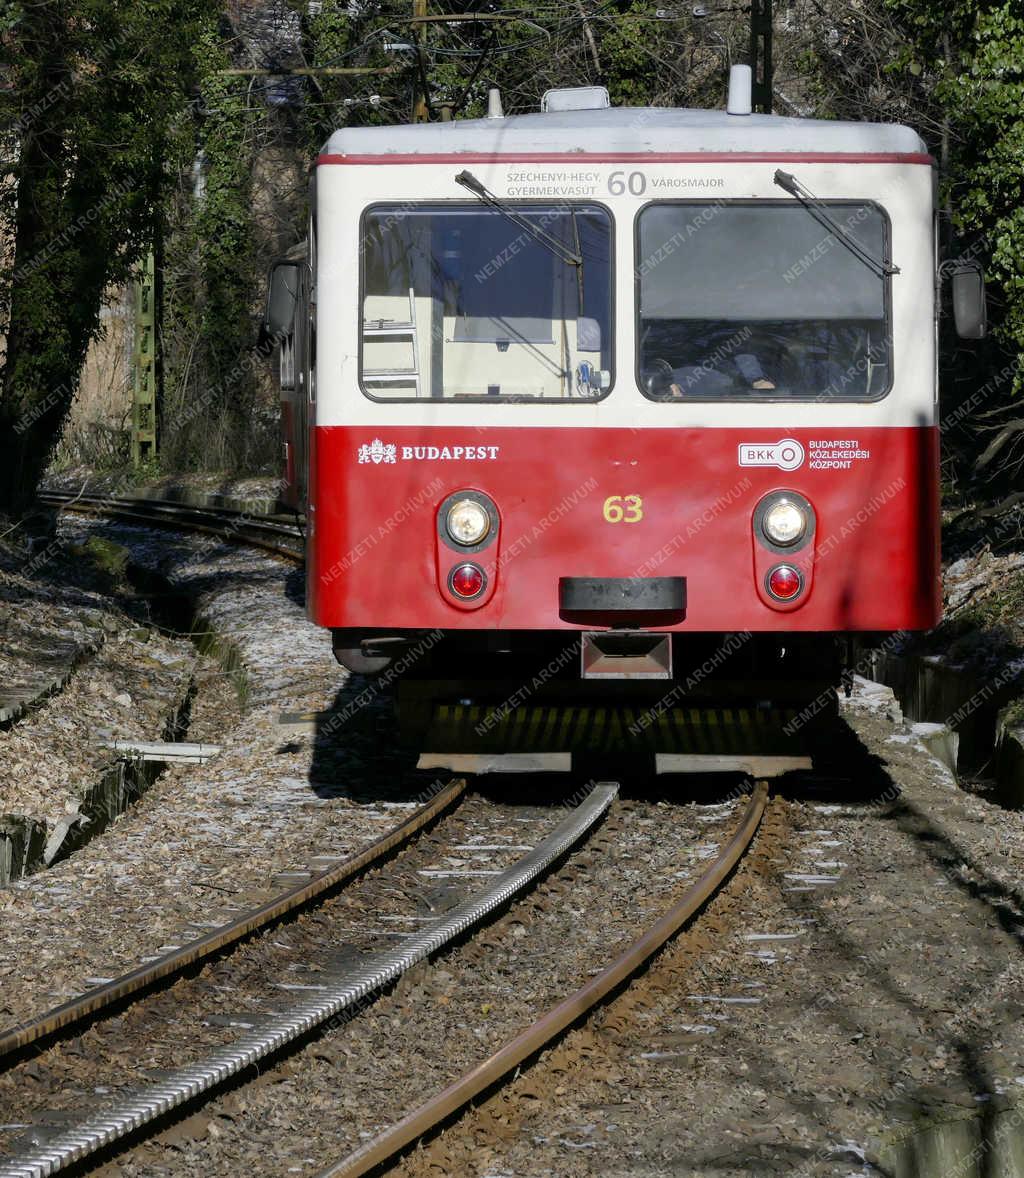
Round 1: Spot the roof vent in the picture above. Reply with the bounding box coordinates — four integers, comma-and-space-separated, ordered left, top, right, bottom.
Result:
726, 64, 752, 115
541, 86, 611, 113
487, 87, 504, 119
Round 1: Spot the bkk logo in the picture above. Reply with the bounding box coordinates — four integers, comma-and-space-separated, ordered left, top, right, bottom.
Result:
737, 438, 805, 472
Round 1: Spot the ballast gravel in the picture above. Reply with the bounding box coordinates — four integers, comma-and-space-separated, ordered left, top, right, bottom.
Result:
6, 509, 1024, 1174
0, 529, 196, 869
0, 790, 589, 1150
418, 680, 1024, 1178
104, 793, 746, 1177
0, 515, 439, 1035
0, 615, 192, 827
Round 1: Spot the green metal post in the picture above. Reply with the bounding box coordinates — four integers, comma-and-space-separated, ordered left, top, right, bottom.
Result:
131, 250, 157, 465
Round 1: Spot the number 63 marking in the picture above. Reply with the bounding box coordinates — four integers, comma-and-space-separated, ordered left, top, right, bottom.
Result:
603, 495, 644, 523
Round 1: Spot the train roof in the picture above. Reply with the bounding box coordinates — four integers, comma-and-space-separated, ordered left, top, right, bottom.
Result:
322, 105, 928, 159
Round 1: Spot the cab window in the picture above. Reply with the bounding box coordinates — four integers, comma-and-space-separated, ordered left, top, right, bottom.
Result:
360, 203, 613, 401
637, 201, 891, 401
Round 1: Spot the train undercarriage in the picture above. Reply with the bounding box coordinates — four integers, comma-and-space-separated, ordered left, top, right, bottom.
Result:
333, 628, 849, 775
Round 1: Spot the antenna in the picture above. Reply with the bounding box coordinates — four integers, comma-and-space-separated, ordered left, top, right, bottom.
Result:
726, 64, 752, 115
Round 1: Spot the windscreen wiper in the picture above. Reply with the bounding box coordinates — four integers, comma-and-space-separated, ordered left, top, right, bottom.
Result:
455, 170, 583, 269
773, 169, 900, 277
569, 207, 585, 315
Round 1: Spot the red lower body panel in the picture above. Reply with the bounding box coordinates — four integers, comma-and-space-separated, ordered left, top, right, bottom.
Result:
308, 425, 940, 633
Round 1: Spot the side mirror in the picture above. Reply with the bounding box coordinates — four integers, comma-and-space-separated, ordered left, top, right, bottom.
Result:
264, 261, 300, 340
950, 260, 987, 340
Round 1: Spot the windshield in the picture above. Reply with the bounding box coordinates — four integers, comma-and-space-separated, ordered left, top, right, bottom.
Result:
637, 202, 891, 401
360, 203, 613, 401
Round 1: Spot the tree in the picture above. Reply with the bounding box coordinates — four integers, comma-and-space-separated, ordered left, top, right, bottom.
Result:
800, 0, 1023, 486
159, 16, 268, 474
0, 0, 206, 516
885, 1, 1024, 343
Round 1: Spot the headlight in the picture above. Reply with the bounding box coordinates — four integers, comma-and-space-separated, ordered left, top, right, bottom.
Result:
762, 499, 806, 546
446, 498, 490, 546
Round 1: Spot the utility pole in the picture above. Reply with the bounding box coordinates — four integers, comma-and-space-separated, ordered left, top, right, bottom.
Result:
131, 251, 157, 466
750, 0, 773, 113
412, 0, 430, 122
575, 0, 601, 76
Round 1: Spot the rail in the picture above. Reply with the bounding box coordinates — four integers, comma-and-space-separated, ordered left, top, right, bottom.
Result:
320, 779, 770, 1178
38, 490, 304, 562
0, 782, 618, 1178
0, 779, 467, 1063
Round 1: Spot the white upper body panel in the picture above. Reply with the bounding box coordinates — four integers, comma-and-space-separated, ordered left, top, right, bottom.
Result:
314, 104, 936, 430
322, 106, 928, 159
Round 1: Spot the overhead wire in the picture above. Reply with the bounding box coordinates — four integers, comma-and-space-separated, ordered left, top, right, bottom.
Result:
312, 0, 623, 69
210, 1, 631, 117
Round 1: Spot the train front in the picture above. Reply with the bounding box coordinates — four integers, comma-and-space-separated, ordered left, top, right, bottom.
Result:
306, 87, 939, 772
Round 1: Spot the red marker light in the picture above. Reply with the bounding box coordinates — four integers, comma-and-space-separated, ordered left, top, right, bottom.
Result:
766, 564, 802, 601
450, 563, 485, 599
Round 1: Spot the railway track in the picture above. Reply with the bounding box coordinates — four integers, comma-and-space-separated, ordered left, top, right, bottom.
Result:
0, 782, 618, 1177
0, 780, 467, 1064
38, 490, 304, 563
0, 779, 769, 1177
323, 780, 769, 1178
22, 487, 774, 1175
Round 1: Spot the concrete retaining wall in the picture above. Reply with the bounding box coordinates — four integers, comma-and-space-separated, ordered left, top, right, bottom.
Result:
863, 646, 1024, 807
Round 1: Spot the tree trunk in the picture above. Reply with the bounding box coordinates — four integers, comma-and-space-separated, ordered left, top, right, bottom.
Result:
0, 11, 74, 518
0, 401, 72, 518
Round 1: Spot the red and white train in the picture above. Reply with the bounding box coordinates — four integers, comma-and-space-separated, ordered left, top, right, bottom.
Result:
266, 72, 984, 770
